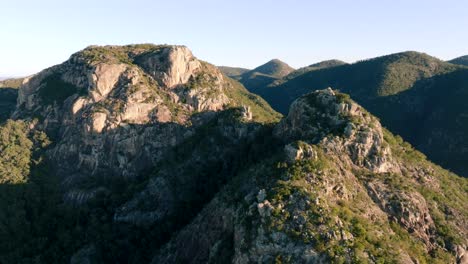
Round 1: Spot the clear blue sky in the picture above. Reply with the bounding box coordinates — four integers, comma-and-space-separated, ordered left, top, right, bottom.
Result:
1, 0, 468, 76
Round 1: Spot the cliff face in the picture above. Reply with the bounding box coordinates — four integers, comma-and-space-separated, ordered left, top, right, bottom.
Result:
13, 44, 280, 205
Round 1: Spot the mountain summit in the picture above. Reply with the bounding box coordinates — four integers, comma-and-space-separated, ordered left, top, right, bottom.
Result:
250, 59, 295, 78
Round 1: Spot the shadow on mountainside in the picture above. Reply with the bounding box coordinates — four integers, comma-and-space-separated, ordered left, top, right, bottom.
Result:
253, 67, 468, 177
366, 68, 468, 177
0, 108, 283, 263
0, 88, 18, 123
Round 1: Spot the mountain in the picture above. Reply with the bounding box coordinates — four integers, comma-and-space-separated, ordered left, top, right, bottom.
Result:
230, 59, 295, 92
217, 66, 250, 79
0, 44, 281, 263
154, 89, 467, 263
282, 59, 347, 81
252, 51, 468, 176
0, 45, 466, 263
0, 77, 23, 122
449, 55, 468, 66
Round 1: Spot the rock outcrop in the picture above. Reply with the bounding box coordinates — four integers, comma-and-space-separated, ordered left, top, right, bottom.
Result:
12, 44, 279, 205
274, 88, 397, 173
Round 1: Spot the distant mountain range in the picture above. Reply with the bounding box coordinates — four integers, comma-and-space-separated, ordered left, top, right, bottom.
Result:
226, 51, 468, 177
220, 59, 295, 91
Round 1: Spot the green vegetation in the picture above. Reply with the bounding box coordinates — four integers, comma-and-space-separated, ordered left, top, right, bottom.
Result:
79, 44, 168, 65
265, 157, 454, 263
253, 51, 468, 176
280, 59, 347, 83
0, 88, 18, 123
0, 121, 34, 183
224, 77, 282, 123
0, 77, 24, 89
382, 128, 468, 248
448, 55, 468, 66
1, 45, 466, 263
0, 119, 163, 263
259, 51, 460, 114
249, 59, 295, 78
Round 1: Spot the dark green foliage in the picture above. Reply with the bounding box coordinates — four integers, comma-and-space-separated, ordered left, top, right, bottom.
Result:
0, 120, 33, 183
0, 119, 154, 263
248, 59, 294, 78
448, 55, 468, 66
281, 59, 347, 82
235, 59, 295, 92
0, 78, 20, 122
218, 66, 250, 79
39, 74, 81, 104
257, 51, 459, 114
360, 130, 467, 256
370, 68, 468, 176
0, 120, 76, 263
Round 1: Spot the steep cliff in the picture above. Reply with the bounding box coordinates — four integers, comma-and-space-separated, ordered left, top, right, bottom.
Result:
13, 44, 280, 204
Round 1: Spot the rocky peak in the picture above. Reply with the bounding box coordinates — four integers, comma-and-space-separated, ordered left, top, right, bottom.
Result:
14, 44, 229, 129
275, 88, 396, 173
10, 44, 279, 204
151, 88, 466, 263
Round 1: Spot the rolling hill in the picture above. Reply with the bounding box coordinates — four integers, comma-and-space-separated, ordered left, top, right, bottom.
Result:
449, 55, 468, 66
220, 59, 295, 92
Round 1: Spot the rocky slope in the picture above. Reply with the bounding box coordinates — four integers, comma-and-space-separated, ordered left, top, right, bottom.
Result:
153, 89, 467, 264
249, 51, 468, 177
220, 59, 295, 92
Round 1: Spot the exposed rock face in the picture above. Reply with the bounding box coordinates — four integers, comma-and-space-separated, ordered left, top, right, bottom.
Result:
138, 46, 201, 88
366, 181, 436, 248
91, 63, 128, 101
455, 245, 468, 264
284, 142, 316, 163
275, 88, 397, 173
12, 44, 276, 205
